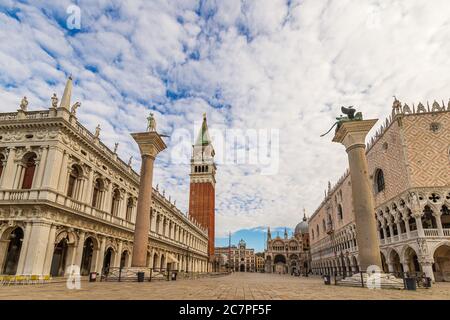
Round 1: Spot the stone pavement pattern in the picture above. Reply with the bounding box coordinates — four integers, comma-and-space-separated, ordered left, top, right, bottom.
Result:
1, 273, 450, 300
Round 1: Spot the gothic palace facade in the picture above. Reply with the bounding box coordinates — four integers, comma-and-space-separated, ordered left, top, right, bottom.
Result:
309, 100, 450, 282
0, 77, 212, 277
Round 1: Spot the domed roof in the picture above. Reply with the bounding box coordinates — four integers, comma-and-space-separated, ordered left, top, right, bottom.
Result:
294, 209, 309, 235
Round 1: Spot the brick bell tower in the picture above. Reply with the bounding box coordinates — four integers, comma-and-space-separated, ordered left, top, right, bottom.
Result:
189, 113, 216, 260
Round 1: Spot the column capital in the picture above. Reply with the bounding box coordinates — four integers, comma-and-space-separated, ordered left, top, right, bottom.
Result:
131, 132, 167, 158
332, 119, 378, 150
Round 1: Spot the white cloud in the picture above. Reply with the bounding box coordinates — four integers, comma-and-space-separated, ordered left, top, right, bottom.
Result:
1, 0, 449, 238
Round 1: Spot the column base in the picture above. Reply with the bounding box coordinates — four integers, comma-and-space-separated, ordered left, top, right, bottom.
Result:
337, 273, 404, 289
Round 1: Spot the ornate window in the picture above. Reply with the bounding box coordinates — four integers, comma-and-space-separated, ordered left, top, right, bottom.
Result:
111, 188, 121, 216
374, 169, 385, 193
67, 165, 81, 199
21, 153, 37, 189
92, 178, 104, 209
126, 197, 134, 221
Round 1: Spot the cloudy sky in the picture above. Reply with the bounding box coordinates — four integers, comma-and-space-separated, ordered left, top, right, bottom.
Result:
1, 0, 449, 251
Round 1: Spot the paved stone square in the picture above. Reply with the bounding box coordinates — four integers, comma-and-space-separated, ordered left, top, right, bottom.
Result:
1, 273, 449, 300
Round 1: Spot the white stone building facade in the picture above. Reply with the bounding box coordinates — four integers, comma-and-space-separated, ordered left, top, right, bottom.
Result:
0, 79, 209, 277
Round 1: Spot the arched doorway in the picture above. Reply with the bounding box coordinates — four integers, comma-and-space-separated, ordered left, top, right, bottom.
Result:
160, 254, 166, 270
274, 254, 287, 274
433, 244, 450, 282
352, 256, 359, 273
2, 228, 24, 275
240, 264, 245, 272
120, 250, 129, 268
389, 250, 403, 274
404, 247, 420, 274
80, 238, 95, 276
152, 253, 159, 269
50, 238, 69, 277
102, 247, 114, 274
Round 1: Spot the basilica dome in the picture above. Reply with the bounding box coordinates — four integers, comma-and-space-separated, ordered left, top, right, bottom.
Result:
294, 210, 309, 235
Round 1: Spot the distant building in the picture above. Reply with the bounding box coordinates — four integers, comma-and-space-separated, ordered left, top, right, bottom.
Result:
264, 212, 310, 275
255, 253, 265, 272
215, 239, 256, 272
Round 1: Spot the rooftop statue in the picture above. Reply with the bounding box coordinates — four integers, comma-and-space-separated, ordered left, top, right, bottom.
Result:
320, 106, 363, 137
71, 102, 81, 115
51, 93, 58, 108
147, 112, 156, 132
19, 96, 28, 111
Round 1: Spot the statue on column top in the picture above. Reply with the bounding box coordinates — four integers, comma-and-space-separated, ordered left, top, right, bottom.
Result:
51, 93, 58, 108
147, 112, 157, 132
19, 96, 28, 111
320, 106, 363, 137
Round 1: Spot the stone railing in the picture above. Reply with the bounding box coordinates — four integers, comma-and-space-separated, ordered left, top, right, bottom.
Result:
379, 228, 450, 247
424, 229, 440, 237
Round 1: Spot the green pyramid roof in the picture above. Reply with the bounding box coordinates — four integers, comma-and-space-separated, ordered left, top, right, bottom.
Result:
195, 113, 212, 146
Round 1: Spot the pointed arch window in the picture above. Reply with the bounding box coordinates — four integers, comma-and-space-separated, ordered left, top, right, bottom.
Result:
337, 204, 343, 220
374, 169, 385, 193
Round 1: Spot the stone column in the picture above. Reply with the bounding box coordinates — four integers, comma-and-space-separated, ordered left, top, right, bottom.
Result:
42, 225, 57, 275
96, 236, 107, 274
34, 146, 49, 188
333, 119, 382, 271
0, 147, 16, 189
420, 261, 435, 282
414, 213, 425, 238
435, 213, 444, 237
73, 231, 86, 267
402, 215, 411, 239
130, 131, 167, 267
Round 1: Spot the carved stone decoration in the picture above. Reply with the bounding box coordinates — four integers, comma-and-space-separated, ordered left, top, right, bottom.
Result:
403, 104, 412, 114
417, 239, 429, 255
416, 103, 427, 113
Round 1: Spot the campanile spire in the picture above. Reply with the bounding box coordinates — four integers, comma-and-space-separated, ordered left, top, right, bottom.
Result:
189, 113, 216, 264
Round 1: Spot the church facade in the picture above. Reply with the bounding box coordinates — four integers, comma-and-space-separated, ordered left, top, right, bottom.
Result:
0, 77, 211, 277
264, 214, 310, 275
309, 100, 450, 282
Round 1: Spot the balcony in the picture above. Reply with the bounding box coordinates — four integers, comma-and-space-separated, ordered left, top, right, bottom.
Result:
0, 188, 135, 230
